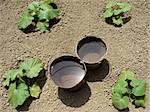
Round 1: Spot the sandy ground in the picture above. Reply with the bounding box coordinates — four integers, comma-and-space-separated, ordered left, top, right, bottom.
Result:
0, 0, 150, 112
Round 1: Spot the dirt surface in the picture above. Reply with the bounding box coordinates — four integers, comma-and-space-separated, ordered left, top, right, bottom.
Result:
0, 0, 150, 112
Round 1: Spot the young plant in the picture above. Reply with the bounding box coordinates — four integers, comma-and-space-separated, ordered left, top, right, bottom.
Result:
104, 1, 131, 26
112, 70, 147, 110
17, 0, 60, 32
2, 58, 44, 108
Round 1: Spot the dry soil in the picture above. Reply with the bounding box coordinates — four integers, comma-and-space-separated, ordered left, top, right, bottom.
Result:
0, 0, 150, 112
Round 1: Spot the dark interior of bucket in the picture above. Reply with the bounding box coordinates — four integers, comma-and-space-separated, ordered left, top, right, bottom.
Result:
50, 56, 86, 73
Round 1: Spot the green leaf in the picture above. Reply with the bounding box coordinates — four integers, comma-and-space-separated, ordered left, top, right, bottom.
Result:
48, 9, 60, 19
118, 69, 135, 81
38, 9, 51, 20
19, 58, 43, 78
28, 1, 39, 10
40, 2, 53, 10
117, 2, 131, 12
28, 1, 40, 16
106, 1, 117, 9
127, 87, 132, 94
134, 96, 147, 107
112, 17, 123, 25
130, 80, 146, 87
38, 9, 59, 20
2, 69, 20, 86
8, 82, 29, 108
113, 9, 124, 15
16, 68, 24, 78
36, 21, 49, 32
104, 8, 113, 18
29, 84, 41, 98
130, 80, 146, 96
112, 93, 129, 110
17, 11, 34, 29
112, 80, 128, 94
105, 2, 131, 16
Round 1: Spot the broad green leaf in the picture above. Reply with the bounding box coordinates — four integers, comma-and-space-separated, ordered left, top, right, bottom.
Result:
134, 96, 147, 107
38, 9, 60, 20
28, 1, 39, 10
112, 17, 123, 25
113, 9, 124, 15
38, 9, 51, 20
17, 11, 34, 29
106, 1, 117, 9
28, 1, 40, 16
48, 9, 60, 19
127, 87, 132, 94
2, 69, 19, 86
8, 82, 29, 107
112, 80, 128, 94
118, 69, 135, 81
19, 58, 43, 78
36, 21, 49, 32
117, 2, 131, 12
112, 93, 129, 110
40, 2, 53, 10
104, 8, 113, 18
130, 79, 146, 87
130, 80, 146, 96
29, 84, 41, 98
16, 68, 24, 78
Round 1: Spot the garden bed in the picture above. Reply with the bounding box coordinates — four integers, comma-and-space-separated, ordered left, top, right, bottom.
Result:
0, 0, 149, 112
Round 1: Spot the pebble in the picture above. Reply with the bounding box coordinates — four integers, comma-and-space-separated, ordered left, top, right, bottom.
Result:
3, 94, 7, 98
6, 103, 9, 106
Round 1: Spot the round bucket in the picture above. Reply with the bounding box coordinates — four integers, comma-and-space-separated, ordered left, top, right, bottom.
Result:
49, 54, 87, 91
77, 36, 107, 69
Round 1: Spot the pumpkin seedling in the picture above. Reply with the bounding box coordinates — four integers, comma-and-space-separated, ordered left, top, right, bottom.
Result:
17, 0, 60, 32
2, 58, 44, 108
104, 1, 132, 26
112, 69, 147, 110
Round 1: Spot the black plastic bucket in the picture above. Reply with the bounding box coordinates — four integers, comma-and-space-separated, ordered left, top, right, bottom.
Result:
77, 36, 107, 69
49, 54, 87, 91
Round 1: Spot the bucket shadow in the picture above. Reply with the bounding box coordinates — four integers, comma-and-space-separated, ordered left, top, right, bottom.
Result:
86, 59, 110, 82
16, 70, 47, 111
58, 83, 91, 107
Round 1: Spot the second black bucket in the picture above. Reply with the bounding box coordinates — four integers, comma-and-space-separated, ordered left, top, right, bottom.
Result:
77, 36, 107, 69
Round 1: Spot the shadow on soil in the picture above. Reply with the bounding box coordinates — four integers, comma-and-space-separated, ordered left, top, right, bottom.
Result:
86, 59, 111, 82
16, 70, 47, 111
58, 83, 91, 107
119, 108, 129, 112
105, 16, 131, 27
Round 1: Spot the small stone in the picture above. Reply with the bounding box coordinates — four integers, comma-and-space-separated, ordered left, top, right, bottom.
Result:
54, 90, 57, 95
3, 94, 7, 98
6, 103, 9, 106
